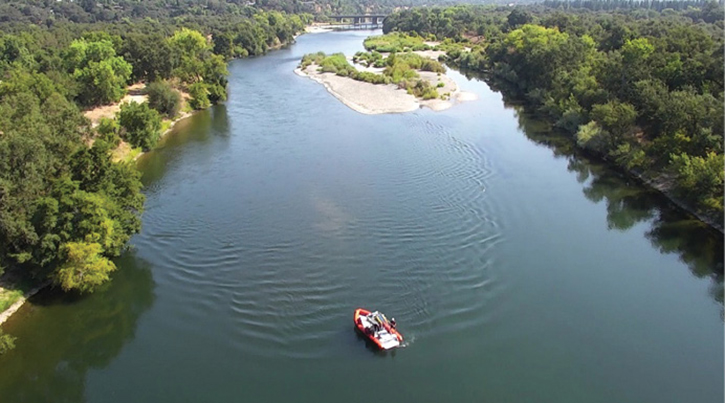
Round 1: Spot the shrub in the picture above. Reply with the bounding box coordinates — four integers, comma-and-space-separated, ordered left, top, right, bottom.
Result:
146, 81, 181, 118
353, 71, 389, 84
353, 51, 384, 67
188, 82, 211, 110
318, 53, 356, 76
300, 51, 326, 69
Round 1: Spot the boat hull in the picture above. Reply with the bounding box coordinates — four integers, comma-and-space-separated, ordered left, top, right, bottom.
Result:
354, 308, 403, 350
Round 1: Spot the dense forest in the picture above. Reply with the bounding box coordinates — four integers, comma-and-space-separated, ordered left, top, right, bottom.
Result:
384, 3, 724, 225
0, 7, 309, 313
0, 0, 535, 24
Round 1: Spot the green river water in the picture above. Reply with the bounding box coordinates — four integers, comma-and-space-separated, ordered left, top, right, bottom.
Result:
0, 30, 722, 403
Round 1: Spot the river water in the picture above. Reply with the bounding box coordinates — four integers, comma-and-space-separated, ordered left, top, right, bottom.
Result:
0, 30, 722, 403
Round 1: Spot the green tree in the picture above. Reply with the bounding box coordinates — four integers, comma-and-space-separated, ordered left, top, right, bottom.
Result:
121, 33, 177, 82
670, 152, 724, 211
591, 101, 637, 136
576, 121, 608, 153
0, 75, 87, 270
117, 101, 161, 150
168, 28, 210, 83
54, 241, 117, 293
507, 8, 533, 28
188, 82, 211, 110
590, 101, 637, 151
146, 81, 181, 118
65, 39, 132, 106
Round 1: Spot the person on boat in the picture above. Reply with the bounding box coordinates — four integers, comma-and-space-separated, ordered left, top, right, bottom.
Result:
390, 318, 396, 329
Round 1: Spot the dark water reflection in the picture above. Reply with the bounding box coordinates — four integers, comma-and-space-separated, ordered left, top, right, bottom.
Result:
0, 253, 155, 402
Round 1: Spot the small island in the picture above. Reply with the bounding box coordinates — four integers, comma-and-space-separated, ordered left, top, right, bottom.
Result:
295, 33, 476, 114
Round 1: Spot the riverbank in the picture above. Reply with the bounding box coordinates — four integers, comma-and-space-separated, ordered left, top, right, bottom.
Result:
0, 31, 310, 326
295, 56, 476, 115
0, 108, 200, 330
637, 171, 723, 232
0, 282, 47, 326
83, 82, 199, 162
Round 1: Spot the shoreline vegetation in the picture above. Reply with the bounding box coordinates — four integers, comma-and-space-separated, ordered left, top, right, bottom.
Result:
382, 6, 724, 233
296, 33, 477, 114
0, 9, 311, 345
84, 82, 197, 163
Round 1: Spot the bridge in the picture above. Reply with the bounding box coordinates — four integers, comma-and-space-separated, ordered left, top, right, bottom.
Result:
328, 14, 388, 29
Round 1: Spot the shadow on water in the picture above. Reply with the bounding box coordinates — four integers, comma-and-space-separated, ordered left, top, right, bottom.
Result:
136, 106, 226, 187
0, 252, 155, 402
508, 103, 724, 313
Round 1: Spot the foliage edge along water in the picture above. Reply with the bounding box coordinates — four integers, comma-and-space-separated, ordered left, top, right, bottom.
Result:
0, 0, 723, 354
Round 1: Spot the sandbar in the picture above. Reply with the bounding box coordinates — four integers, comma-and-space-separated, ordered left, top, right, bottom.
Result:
295, 62, 476, 115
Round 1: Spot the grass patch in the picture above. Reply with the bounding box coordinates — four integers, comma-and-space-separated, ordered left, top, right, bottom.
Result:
0, 289, 23, 313
394, 52, 446, 73
111, 141, 143, 163
0, 271, 33, 313
363, 33, 431, 53
160, 120, 172, 134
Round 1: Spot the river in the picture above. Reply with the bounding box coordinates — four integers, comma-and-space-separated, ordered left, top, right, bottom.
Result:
0, 30, 722, 403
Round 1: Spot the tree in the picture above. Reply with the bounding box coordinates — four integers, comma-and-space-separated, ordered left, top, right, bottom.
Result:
54, 241, 117, 293
576, 121, 608, 153
168, 28, 211, 83
117, 101, 161, 150
591, 101, 636, 137
507, 8, 533, 28
670, 152, 724, 211
146, 81, 181, 118
0, 74, 87, 271
121, 33, 177, 82
65, 39, 132, 106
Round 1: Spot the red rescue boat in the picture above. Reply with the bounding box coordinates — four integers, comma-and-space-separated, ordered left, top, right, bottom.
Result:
354, 308, 403, 350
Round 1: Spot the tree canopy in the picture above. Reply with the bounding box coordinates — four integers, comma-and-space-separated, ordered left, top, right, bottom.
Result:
0, 7, 307, 295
